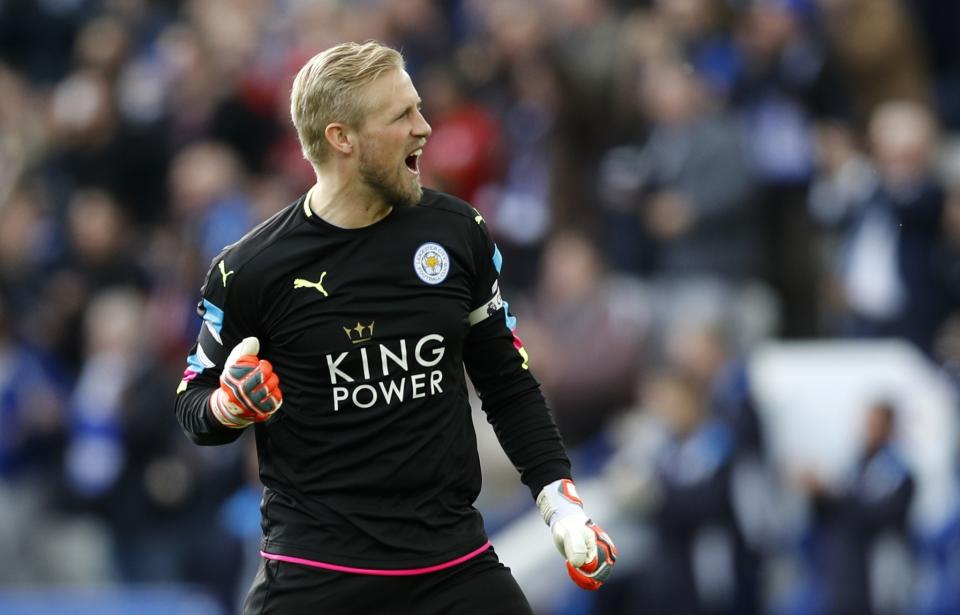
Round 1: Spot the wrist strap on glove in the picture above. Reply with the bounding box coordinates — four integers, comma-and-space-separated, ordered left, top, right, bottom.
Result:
536, 478, 583, 527
536, 478, 617, 591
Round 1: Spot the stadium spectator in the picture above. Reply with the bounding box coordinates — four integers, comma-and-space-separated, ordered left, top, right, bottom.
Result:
796, 400, 916, 615
830, 102, 949, 353
0, 181, 56, 344
664, 321, 765, 458
732, 0, 850, 337
519, 230, 649, 447
483, 52, 563, 289
631, 368, 759, 615
599, 58, 758, 279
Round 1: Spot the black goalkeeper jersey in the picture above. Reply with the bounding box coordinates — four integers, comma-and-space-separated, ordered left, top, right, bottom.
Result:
175, 188, 571, 570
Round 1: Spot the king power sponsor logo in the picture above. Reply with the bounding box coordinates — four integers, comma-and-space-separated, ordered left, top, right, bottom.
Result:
326, 334, 446, 411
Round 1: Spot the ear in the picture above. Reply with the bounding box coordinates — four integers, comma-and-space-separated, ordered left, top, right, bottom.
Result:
324, 123, 353, 156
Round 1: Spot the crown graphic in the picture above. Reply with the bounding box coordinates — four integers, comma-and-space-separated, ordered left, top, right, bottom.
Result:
343, 321, 375, 344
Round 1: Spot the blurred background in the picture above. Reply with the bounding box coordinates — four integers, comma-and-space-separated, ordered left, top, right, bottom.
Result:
1, 0, 959, 613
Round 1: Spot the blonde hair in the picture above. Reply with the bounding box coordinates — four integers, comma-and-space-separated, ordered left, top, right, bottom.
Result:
290, 41, 404, 166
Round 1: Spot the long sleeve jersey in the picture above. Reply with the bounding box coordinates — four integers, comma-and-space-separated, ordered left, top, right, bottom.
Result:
174, 188, 571, 570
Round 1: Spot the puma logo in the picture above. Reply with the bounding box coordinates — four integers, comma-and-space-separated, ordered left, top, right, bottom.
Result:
293, 272, 328, 296
219, 260, 234, 287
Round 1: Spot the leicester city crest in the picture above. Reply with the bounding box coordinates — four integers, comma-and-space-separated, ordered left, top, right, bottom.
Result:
413, 242, 450, 285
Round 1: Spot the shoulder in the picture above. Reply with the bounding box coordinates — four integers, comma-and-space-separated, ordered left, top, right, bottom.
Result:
876, 447, 911, 480
860, 446, 914, 498
417, 188, 481, 223
412, 189, 495, 273
415, 188, 490, 249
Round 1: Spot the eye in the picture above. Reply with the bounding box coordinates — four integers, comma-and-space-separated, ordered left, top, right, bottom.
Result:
394, 102, 422, 122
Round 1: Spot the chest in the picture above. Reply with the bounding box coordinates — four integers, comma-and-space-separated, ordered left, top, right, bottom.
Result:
258, 230, 475, 373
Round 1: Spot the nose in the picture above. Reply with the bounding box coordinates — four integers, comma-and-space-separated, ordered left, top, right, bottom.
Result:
413, 109, 432, 139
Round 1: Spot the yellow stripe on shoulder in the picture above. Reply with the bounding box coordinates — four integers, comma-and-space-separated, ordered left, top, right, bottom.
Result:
303, 186, 315, 218
518, 346, 530, 370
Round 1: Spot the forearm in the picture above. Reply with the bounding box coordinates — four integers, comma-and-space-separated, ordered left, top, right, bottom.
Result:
482, 382, 572, 497
175, 385, 244, 446
465, 310, 572, 496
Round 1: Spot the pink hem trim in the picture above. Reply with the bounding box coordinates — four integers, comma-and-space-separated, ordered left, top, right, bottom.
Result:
259, 541, 492, 576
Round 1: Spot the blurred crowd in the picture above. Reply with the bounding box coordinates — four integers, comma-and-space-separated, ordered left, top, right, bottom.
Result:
2, 0, 960, 613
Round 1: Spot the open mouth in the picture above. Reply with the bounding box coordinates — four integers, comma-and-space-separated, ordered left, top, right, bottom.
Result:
404, 148, 422, 175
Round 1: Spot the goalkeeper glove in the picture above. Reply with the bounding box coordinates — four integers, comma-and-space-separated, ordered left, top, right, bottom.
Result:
209, 337, 283, 428
537, 478, 617, 591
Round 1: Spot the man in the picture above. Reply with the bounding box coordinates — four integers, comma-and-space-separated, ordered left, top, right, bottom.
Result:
798, 401, 915, 615
174, 41, 615, 614
632, 368, 758, 615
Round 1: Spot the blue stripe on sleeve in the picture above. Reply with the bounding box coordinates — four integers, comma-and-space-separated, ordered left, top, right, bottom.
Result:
186, 353, 206, 374
490, 246, 517, 332
502, 298, 518, 331
202, 299, 225, 335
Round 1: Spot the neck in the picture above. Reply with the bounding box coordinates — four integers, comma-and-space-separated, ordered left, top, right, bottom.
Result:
308, 166, 392, 229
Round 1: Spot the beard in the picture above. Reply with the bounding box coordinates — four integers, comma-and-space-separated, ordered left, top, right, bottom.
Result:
359, 146, 422, 208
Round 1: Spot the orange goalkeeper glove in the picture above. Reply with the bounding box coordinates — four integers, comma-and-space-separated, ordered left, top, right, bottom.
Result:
536, 478, 617, 591
209, 337, 283, 428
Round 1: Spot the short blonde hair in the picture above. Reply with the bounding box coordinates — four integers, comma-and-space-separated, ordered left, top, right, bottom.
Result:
290, 41, 404, 165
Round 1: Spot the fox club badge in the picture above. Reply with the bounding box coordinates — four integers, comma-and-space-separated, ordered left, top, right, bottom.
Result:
413, 242, 450, 285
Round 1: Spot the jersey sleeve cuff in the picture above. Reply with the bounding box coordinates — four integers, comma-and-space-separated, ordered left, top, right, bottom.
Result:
523, 460, 573, 500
